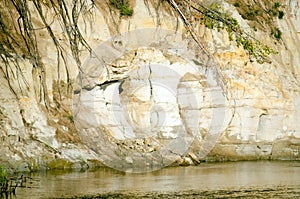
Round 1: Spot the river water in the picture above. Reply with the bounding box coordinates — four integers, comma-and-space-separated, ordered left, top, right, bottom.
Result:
13, 161, 300, 198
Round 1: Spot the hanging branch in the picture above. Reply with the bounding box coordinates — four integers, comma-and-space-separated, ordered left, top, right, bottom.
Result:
32, 0, 95, 100
33, 0, 70, 100
72, 0, 92, 53
0, 55, 19, 98
1, 23, 34, 97
0, 0, 95, 105
51, 0, 92, 68
23, 0, 50, 107
0, 0, 51, 109
167, 0, 210, 56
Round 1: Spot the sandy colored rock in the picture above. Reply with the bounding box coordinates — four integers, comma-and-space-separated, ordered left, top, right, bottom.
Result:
0, 0, 300, 171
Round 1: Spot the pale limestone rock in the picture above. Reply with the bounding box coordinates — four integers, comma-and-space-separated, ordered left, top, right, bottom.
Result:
74, 36, 229, 170
0, 0, 300, 171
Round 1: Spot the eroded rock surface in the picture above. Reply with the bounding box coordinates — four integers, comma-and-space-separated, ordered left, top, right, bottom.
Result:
74, 36, 231, 171
0, 0, 300, 171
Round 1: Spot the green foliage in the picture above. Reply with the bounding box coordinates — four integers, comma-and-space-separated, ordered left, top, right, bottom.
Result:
233, 1, 284, 41
269, 2, 284, 19
236, 35, 277, 60
278, 10, 284, 19
120, 5, 133, 16
273, 3, 284, 19
0, 166, 7, 188
272, 28, 282, 40
269, 8, 278, 16
68, 114, 74, 123
200, 3, 240, 34
198, 3, 276, 62
246, 7, 259, 19
274, 2, 281, 8
110, 0, 133, 16
234, 2, 240, 7
44, 1, 50, 7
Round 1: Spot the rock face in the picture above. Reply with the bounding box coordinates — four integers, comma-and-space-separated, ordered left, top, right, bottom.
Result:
73, 30, 231, 171
0, 0, 300, 171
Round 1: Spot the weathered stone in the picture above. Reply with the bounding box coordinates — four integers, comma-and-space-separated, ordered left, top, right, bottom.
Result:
0, 0, 300, 171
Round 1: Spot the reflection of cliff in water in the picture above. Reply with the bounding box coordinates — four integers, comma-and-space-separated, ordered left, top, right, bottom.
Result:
15, 161, 300, 199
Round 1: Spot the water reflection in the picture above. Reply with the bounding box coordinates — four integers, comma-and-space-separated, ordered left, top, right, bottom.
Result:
15, 161, 300, 198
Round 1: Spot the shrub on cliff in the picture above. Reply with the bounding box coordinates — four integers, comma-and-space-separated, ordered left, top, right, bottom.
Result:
110, 0, 133, 16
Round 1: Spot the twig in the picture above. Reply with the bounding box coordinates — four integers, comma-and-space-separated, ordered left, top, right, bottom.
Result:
167, 0, 210, 56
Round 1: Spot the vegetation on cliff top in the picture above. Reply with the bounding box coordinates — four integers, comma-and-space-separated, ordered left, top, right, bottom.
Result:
198, 2, 277, 62
229, 0, 284, 40
168, 0, 280, 63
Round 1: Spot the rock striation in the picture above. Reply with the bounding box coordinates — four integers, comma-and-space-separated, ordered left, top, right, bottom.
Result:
0, 0, 299, 171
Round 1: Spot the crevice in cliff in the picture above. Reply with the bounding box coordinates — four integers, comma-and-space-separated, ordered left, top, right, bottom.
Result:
148, 64, 153, 97
98, 79, 123, 91
143, 0, 154, 18
148, 63, 154, 133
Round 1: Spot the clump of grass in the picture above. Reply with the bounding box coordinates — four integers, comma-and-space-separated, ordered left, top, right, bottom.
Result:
269, 2, 284, 19
110, 0, 133, 16
272, 28, 282, 40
